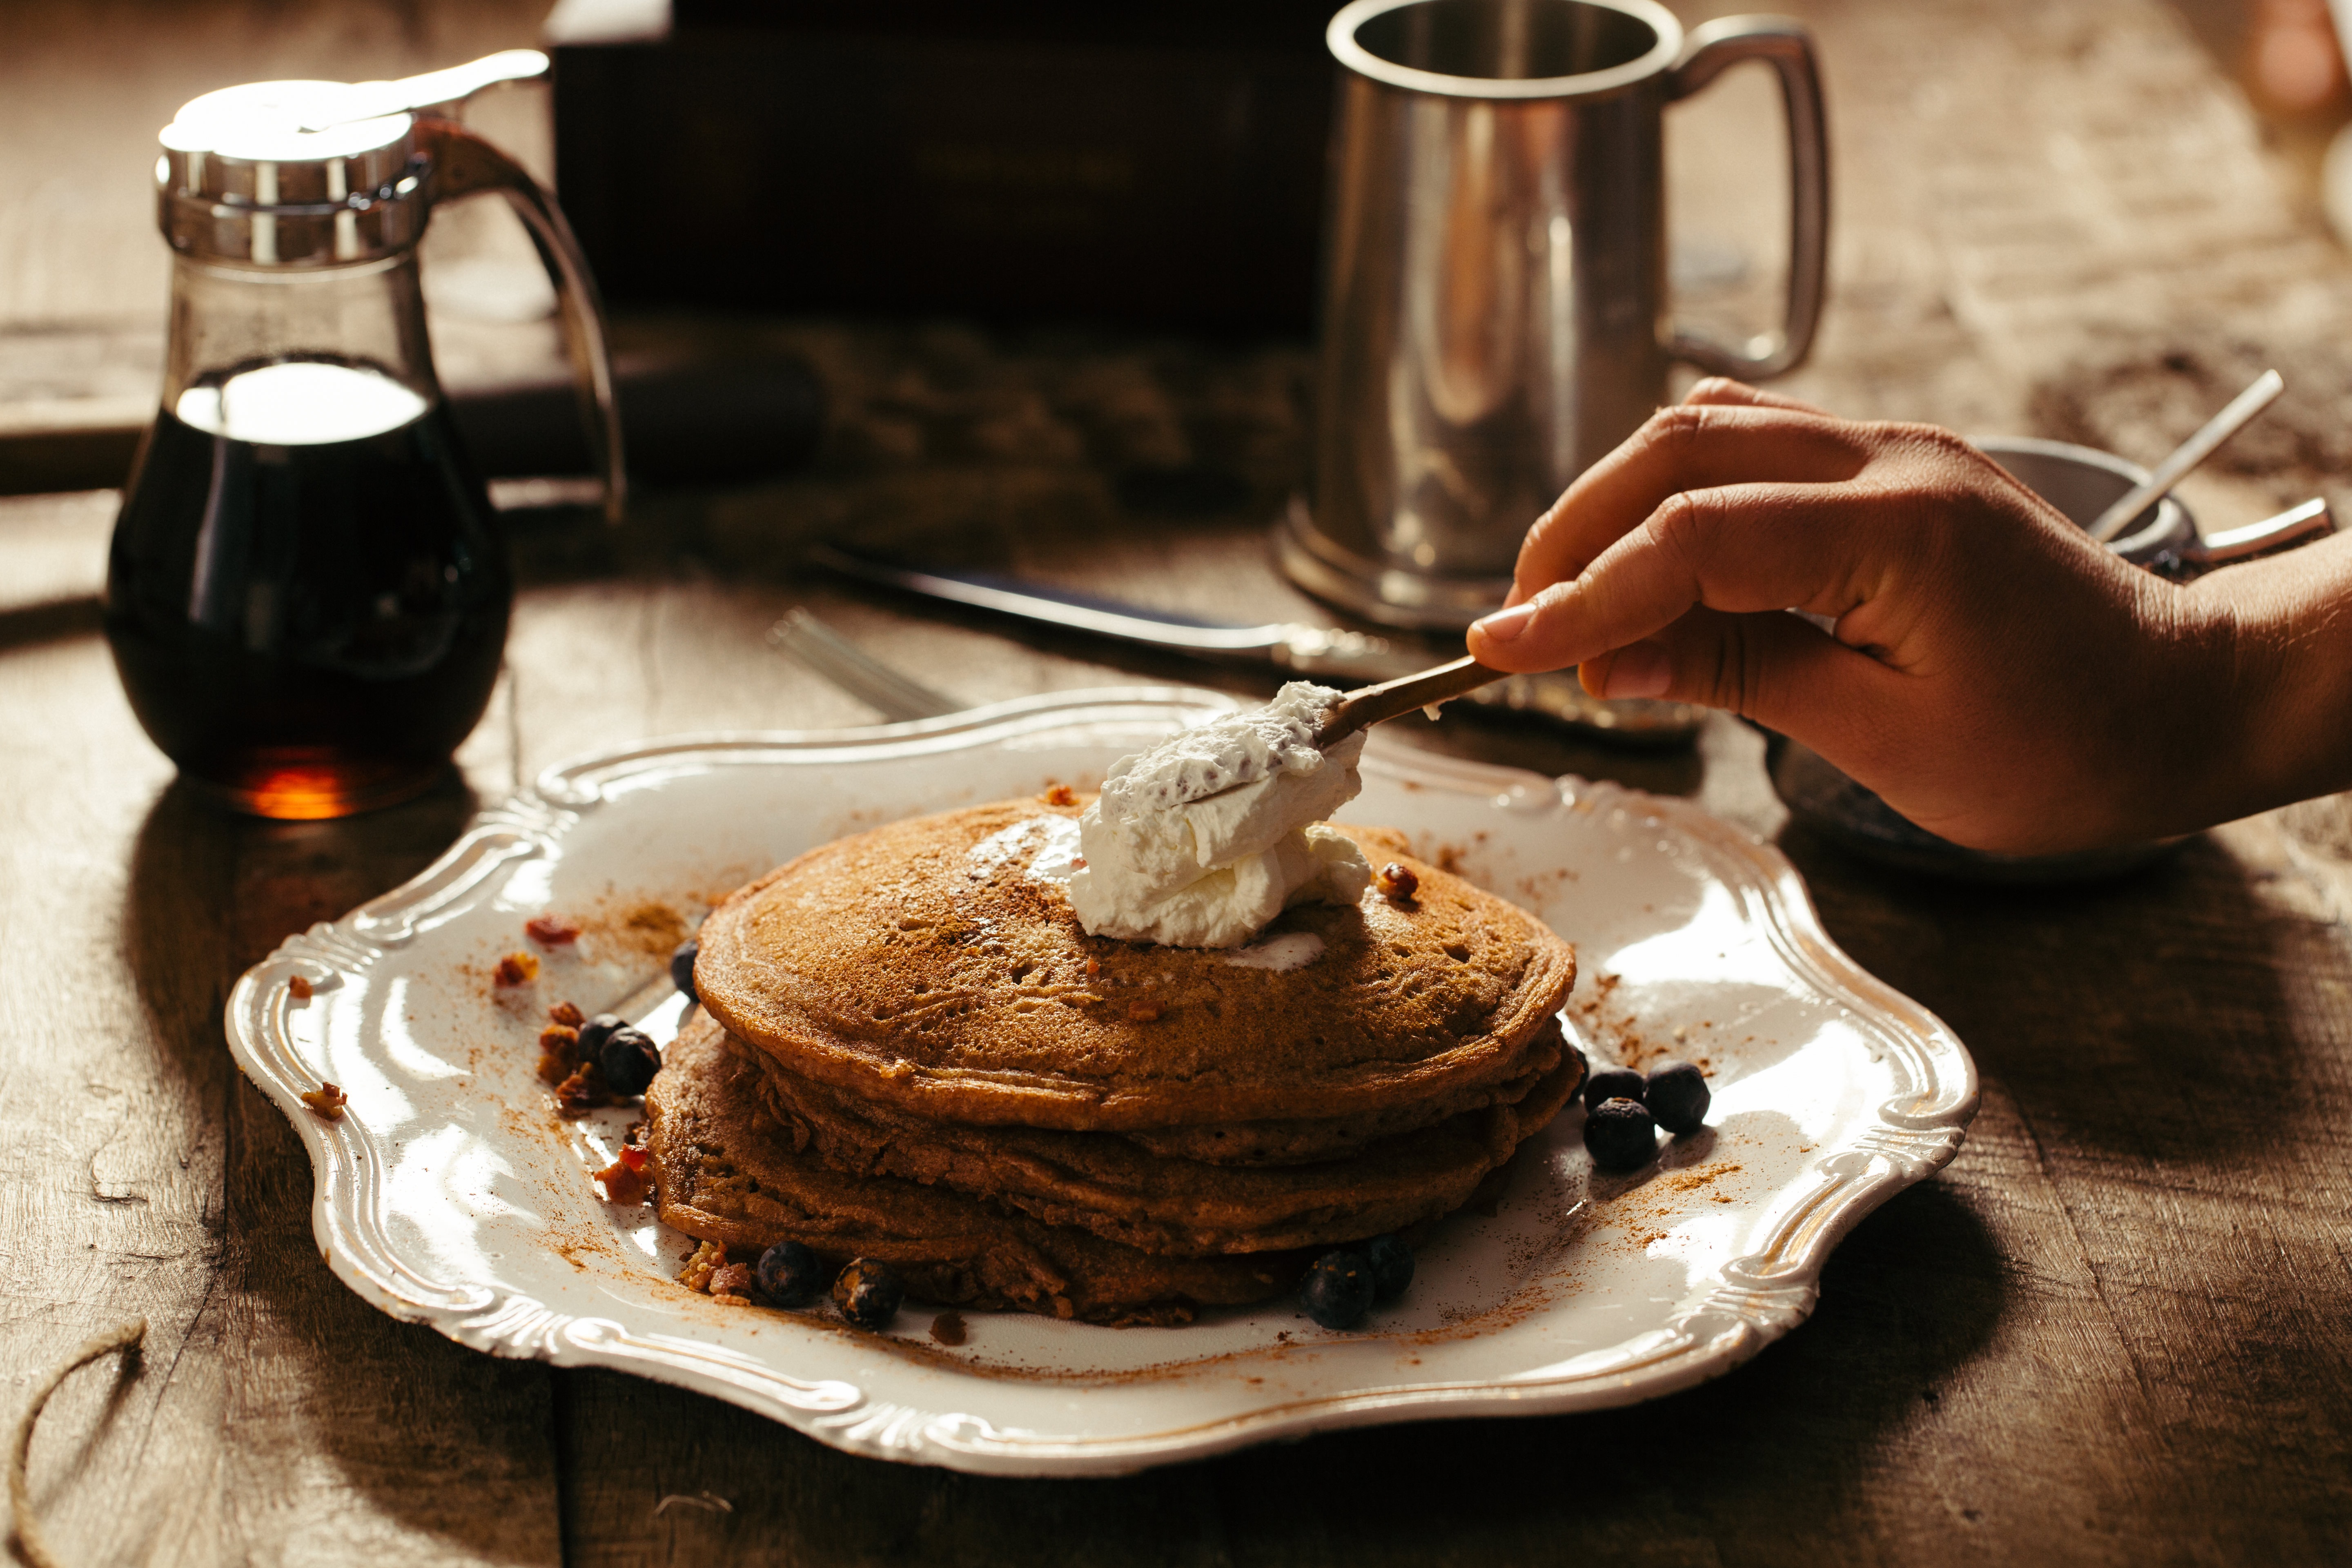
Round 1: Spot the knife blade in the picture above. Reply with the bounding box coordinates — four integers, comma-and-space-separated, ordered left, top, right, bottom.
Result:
806, 542, 1704, 745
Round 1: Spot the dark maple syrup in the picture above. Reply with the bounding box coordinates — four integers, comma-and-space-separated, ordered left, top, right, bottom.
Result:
104, 359, 510, 819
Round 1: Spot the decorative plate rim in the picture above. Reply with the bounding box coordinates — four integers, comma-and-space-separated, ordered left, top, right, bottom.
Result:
221, 685, 1978, 1476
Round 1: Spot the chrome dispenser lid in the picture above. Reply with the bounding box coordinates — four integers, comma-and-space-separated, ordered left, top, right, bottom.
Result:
156, 50, 547, 267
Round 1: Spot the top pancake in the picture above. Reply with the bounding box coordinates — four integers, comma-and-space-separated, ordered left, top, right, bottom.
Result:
695, 797, 1575, 1131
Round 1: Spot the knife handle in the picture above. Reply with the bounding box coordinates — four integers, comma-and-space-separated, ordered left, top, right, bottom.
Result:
1317, 657, 1505, 745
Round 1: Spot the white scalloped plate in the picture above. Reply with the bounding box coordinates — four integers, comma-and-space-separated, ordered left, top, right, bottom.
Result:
224, 686, 1976, 1476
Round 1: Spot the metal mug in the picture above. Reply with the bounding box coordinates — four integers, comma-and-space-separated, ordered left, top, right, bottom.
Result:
1280, 0, 1830, 630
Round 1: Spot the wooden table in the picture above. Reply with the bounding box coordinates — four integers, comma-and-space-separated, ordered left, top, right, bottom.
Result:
5, 0, 2351, 1562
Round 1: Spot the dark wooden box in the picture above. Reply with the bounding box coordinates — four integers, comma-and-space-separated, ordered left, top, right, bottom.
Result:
550, 0, 1336, 333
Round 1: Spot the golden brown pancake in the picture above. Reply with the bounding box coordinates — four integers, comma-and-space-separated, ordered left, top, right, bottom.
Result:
645, 1022, 1307, 1325
742, 1016, 1580, 1254
694, 800, 1576, 1132
1112, 1051, 1559, 1165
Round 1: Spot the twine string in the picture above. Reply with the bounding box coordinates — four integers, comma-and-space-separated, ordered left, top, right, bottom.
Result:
8, 1317, 147, 1568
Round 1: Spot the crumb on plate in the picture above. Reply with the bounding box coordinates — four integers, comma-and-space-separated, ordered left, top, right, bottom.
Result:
526, 915, 581, 947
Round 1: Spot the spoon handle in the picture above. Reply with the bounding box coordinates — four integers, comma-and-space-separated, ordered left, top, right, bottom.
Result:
2087, 368, 2283, 543
1316, 656, 1507, 746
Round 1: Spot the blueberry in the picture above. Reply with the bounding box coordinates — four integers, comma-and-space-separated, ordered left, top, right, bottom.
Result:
1583, 1065, 1646, 1112
1299, 1248, 1375, 1329
831, 1257, 904, 1330
756, 1240, 828, 1307
1584, 1096, 1658, 1172
670, 938, 699, 1004
1360, 1234, 1414, 1303
1645, 1060, 1711, 1136
577, 1012, 624, 1056
598, 1025, 662, 1096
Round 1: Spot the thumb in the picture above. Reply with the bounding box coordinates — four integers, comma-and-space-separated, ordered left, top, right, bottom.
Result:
1580, 607, 1896, 748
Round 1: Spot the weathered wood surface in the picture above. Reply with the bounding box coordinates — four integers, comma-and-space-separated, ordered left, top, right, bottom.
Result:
4, 0, 2351, 1563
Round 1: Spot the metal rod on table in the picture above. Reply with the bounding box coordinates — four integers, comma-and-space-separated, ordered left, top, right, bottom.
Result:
2087, 369, 2284, 543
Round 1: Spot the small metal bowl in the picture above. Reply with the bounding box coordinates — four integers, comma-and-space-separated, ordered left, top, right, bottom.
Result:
1764, 437, 2332, 884
1972, 437, 2196, 566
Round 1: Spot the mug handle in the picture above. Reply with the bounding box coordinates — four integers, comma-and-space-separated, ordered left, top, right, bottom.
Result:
1665, 16, 1830, 381
416, 118, 628, 524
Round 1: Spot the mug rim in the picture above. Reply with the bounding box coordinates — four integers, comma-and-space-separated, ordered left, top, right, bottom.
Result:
1327, 0, 1685, 101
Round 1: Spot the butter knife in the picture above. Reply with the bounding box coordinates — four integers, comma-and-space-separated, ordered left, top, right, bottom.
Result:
806, 542, 1704, 746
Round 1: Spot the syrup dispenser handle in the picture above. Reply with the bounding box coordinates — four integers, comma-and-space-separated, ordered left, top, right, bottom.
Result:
418, 117, 627, 523
303, 50, 550, 130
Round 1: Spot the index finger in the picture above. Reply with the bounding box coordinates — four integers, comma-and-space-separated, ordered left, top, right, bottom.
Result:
1506, 403, 1874, 606
1680, 377, 1834, 416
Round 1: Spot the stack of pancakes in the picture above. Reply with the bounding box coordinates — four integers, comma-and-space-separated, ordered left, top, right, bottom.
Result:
646, 795, 1579, 1325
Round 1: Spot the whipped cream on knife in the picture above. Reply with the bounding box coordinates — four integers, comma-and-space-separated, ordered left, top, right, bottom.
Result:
1065, 682, 1370, 948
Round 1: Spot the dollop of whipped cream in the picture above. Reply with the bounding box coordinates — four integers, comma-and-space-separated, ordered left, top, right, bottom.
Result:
1065, 682, 1370, 948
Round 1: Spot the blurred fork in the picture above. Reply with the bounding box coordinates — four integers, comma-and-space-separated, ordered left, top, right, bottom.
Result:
766, 607, 961, 722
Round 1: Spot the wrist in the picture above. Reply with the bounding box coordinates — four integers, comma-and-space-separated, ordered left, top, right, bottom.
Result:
2116, 571, 2250, 843
2176, 532, 2352, 829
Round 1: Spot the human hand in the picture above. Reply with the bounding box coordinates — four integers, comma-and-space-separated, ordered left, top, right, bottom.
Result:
1464, 380, 2255, 854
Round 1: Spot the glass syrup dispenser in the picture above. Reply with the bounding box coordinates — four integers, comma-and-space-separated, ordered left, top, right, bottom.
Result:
105, 51, 623, 819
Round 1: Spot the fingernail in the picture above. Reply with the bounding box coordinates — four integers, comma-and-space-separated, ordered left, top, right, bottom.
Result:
1601, 641, 1672, 699
1474, 603, 1535, 642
